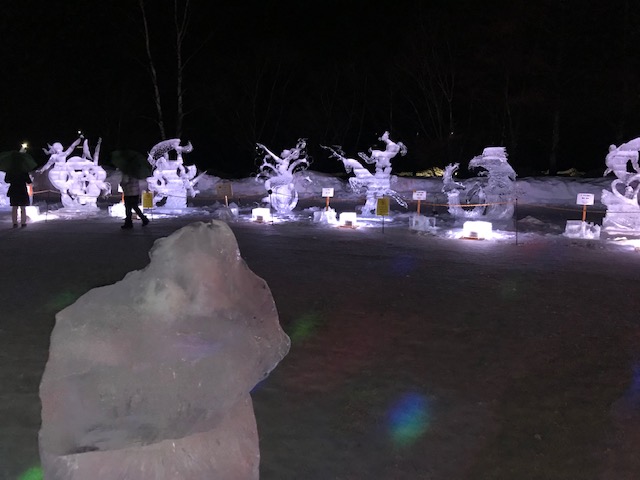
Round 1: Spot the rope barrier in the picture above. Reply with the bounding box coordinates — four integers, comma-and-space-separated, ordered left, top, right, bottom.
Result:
25, 189, 615, 214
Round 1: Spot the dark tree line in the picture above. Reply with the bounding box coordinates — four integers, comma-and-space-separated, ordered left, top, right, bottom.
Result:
2, 0, 640, 177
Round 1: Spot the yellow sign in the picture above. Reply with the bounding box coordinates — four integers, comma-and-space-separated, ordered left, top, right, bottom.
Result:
376, 197, 390, 216
142, 191, 153, 209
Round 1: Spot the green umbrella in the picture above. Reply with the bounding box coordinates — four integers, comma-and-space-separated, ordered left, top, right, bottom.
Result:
110, 150, 153, 179
0, 150, 37, 174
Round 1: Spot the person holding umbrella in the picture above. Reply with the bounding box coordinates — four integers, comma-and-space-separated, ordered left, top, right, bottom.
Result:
0, 145, 36, 228
120, 172, 149, 229
111, 150, 152, 229
6, 170, 32, 227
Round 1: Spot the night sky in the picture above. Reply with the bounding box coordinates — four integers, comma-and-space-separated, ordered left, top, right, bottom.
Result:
2, 0, 639, 177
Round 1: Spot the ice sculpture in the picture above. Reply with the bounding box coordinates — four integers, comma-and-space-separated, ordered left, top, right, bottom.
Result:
322, 131, 408, 216
39, 220, 290, 479
146, 139, 202, 209
40, 136, 110, 209
443, 147, 516, 219
0, 172, 9, 206
600, 138, 640, 234
255, 138, 310, 214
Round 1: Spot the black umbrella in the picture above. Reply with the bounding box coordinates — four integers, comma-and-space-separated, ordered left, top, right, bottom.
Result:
0, 150, 37, 174
110, 150, 153, 179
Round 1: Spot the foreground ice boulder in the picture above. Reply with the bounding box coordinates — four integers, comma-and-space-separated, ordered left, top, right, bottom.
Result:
39, 220, 290, 479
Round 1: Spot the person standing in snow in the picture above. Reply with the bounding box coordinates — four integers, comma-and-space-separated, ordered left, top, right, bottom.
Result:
120, 173, 149, 229
6, 171, 32, 228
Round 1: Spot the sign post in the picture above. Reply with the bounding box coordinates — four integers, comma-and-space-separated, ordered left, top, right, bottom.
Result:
412, 190, 427, 214
216, 183, 234, 207
376, 196, 390, 233
322, 187, 334, 211
576, 193, 595, 221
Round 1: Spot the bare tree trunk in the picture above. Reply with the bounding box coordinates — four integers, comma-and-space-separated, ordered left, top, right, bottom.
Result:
548, 109, 560, 175
174, 0, 190, 139
139, 0, 166, 140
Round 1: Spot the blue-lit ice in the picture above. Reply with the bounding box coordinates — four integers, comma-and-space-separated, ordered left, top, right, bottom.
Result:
39, 221, 290, 479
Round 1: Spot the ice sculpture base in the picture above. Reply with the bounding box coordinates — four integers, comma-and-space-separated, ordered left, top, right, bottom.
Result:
409, 214, 436, 232
40, 395, 260, 480
313, 208, 338, 225
564, 220, 601, 239
602, 211, 640, 236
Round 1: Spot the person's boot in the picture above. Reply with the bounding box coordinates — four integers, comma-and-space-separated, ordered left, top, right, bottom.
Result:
121, 221, 133, 230
142, 216, 149, 226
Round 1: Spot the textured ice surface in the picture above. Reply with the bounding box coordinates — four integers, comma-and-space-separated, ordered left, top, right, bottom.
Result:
39, 220, 290, 478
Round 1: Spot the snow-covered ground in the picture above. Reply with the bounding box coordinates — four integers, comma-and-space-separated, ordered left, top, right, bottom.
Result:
1, 172, 640, 479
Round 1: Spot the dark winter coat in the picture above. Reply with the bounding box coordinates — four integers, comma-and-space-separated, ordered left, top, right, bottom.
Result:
120, 174, 141, 197
5, 172, 32, 207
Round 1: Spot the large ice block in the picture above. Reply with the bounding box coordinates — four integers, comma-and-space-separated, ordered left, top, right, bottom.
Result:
39, 220, 290, 478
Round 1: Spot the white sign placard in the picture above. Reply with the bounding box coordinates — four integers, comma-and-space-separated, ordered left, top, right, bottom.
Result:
576, 193, 595, 206
412, 190, 427, 201
322, 188, 334, 198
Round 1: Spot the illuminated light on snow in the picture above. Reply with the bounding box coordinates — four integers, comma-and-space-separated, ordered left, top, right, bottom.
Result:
387, 392, 430, 447
25, 206, 58, 223
339, 212, 358, 228
252, 207, 272, 223
461, 220, 493, 240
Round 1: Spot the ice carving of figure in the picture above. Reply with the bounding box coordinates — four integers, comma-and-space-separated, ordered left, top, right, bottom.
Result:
323, 131, 408, 215
443, 147, 516, 220
39, 221, 290, 479
146, 139, 201, 209
40, 137, 110, 209
255, 138, 310, 214
600, 138, 640, 233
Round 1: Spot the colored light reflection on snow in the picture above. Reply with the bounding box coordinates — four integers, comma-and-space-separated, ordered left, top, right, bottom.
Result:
289, 311, 323, 343
387, 392, 430, 447
18, 466, 43, 480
